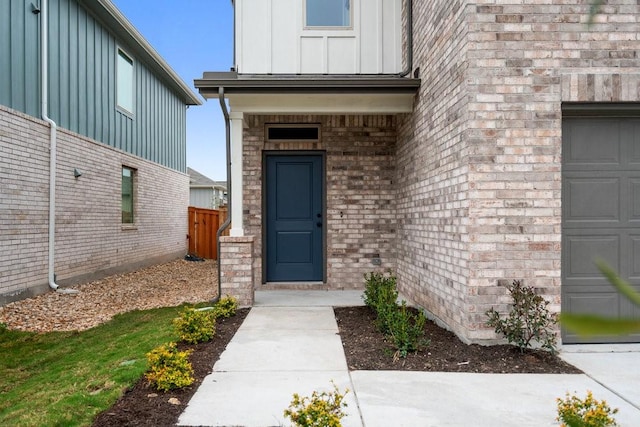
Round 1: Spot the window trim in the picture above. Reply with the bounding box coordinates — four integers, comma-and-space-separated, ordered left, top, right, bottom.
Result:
121, 166, 136, 226
116, 47, 135, 117
303, 0, 353, 30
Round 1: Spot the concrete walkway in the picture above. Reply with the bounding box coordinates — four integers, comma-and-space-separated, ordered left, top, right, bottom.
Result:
178, 291, 640, 427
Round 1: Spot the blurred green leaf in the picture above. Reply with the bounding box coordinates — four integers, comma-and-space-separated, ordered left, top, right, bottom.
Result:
561, 260, 640, 337
596, 259, 640, 307
560, 313, 640, 337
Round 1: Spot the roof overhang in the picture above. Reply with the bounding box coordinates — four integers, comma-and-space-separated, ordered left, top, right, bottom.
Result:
85, 0, 202, 106
194, 72, 421, 114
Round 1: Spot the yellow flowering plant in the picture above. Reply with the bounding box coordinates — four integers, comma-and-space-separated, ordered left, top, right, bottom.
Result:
145, 342, 194, 392
284, 381, 349, 427
556, 390, 618, 427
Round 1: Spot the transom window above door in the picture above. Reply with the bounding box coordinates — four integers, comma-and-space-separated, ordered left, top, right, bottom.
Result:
305, 0, 351, 28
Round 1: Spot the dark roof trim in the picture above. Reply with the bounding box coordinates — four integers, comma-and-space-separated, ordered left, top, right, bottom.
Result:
562, 102, 640, 117
86, 0, 202, 105
194, 72, 421, 96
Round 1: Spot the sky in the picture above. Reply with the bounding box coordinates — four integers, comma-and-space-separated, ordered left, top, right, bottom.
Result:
112, 0, 234, 181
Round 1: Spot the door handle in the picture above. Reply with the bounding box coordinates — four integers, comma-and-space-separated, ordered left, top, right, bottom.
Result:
316, 222, 322, 228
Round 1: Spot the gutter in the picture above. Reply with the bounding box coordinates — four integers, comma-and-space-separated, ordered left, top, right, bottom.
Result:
397, 0, 414, 77
194, 74, 421, 96
214, 87, 233, 303
41, 0, 78, 295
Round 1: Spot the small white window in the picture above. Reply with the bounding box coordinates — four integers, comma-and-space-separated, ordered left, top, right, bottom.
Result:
117, 49, 134, 114
306, 0, 351, 27
122, 166, 135, 224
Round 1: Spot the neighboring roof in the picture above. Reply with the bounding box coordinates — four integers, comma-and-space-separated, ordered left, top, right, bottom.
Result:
187, 168, 227, 189
86, 0, 202, 106
194, 72, 421, 96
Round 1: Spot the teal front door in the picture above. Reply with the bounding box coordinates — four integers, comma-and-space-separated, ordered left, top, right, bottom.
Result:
265, 154, 324, 282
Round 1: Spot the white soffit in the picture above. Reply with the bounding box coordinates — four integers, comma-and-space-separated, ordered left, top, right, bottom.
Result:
227, 93, 415, 114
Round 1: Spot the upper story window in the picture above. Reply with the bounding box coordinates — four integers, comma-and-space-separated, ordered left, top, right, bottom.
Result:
116, 48, 134, 114
305, 0, 351, 28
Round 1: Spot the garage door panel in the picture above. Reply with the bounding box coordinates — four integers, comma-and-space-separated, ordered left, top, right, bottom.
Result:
629, 122, 640, 165
565, 234, 619, 279
628, 236, 640, 280
564, 120, 621, 166
565, 293, 619, 318
564, 178, 620, 222
622, 298, 640, 318
562, 115, 640, 343
630, 179, 640, 221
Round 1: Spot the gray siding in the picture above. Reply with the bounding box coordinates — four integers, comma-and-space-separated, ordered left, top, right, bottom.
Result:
0, 0, 187, 172
0, 0, 41, 117
190, 188, 215, 209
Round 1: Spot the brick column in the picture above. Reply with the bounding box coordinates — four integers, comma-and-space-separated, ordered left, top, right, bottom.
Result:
220, 235, 255, 306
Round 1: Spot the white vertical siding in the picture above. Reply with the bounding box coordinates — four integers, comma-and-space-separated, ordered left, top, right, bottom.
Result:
271, 0, 298, 73
236, 0, 402, 74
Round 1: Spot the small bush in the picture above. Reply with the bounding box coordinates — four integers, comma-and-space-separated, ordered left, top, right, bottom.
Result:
556, 390, 619, 427
363, 271, 398, 311
387, 301, 429, 358
284, 381, 349, 427
145, 342, 194, 392
485, 280, 558, 353
213, 295, 238, 318
0, 322, 7, 332
363, 271, 398, 334
363, 271, 428, 358
173, 308, 216, 344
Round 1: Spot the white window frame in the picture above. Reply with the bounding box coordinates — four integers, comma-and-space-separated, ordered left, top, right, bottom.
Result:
116, 47, 135, 116
304, 0, 352, 30
121, 166, 136, 225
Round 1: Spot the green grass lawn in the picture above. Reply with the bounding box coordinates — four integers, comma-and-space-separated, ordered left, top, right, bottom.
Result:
0, 305, 189, 426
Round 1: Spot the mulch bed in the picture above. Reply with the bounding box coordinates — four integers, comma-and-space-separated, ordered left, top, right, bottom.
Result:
93, 305, 579, 426
92, 308, 249, 427
335, 306, 581, 374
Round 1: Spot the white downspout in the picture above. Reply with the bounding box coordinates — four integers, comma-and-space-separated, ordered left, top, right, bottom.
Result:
41, 0, 77, 294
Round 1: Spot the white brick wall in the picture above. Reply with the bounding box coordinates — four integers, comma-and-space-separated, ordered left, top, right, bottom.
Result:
397, 0, 640, 343
0, 105, 188, 303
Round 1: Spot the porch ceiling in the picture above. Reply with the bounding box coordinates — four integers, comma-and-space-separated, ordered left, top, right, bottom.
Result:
194, 72, 421, 114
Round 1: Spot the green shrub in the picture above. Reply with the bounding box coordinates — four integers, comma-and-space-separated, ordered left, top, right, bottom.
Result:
363, 271, 428, 358
386, 301, 429, 358
363, 271, 398, 334
145, 342, 194, 392
173, 308, 216, 344
213, 295, 238, 318
363, 271, 398, 311
485, 280, 558, 353
284, 381, 349, 427
0, 322, 7, 332
556, 390, 618, 427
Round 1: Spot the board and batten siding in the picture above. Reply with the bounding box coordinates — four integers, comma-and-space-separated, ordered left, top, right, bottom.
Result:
0, 0, 41, 117
236, 0, 402, 74
0, 0, 187, 172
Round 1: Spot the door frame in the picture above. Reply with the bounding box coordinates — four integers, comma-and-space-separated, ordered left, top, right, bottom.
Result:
262, 150, 327, 284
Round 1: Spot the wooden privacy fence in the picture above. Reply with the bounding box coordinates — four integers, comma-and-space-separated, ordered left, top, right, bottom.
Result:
187, 206, 228, 260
